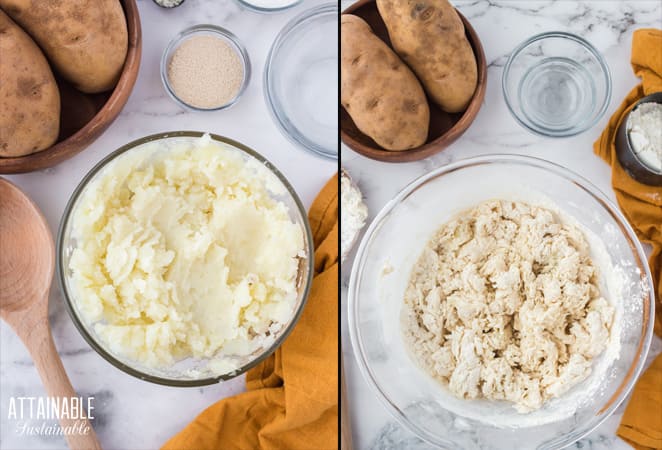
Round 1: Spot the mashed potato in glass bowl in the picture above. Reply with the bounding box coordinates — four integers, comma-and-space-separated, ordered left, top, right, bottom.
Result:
57, 132, 313, 386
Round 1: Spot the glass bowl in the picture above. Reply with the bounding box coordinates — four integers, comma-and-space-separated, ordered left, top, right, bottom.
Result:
161, 25, 251, 111
502, 32, 611, 137
234, 0, 302, 14
57, 131, 313, 386
152, 0, 185, 8
264, 3, 338, 159
348, 155, 654, 449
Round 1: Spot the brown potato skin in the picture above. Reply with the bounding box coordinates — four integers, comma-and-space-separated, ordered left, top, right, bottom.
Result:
0, 0, 128, 93
377, 0, 477, 113
0, 9, 60, 157
342, 15, 429, 151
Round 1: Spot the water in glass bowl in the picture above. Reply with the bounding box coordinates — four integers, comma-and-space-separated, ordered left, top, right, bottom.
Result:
518, 57, 596, 133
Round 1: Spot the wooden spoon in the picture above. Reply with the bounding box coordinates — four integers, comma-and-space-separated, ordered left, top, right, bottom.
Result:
0, 178, 102, 450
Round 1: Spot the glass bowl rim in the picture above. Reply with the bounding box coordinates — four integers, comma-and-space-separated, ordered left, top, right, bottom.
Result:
56, 131, 314, 387
160, 24, 252, 112
263, 2, 339, 160
348, 153, 654, 447
233, 0, 303, 14
501, 31, 612, 138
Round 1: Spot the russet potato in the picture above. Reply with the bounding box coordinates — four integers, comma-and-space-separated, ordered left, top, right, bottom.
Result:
377, 0, 478, 113
0, 0, 128, 93
0, 9, 60, 157
341, 14, 429, 151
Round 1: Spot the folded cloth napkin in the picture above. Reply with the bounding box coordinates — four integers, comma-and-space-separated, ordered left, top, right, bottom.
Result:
618, 356, 662, 450
593, 28, 662, 450
162, 174, 339, 450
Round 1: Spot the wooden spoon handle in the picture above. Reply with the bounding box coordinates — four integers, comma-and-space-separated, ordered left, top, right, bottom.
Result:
24, 320, 103, 450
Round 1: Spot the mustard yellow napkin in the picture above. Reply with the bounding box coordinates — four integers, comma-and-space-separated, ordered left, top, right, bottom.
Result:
162, 174, 339, 450
594, 28, 662, 335
593, 28, 662, 449
618, 356, 662, 450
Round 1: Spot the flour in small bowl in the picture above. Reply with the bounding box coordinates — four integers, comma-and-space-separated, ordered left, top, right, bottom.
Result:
627, 102, 662, 173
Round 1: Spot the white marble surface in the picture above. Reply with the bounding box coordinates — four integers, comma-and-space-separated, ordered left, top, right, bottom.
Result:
341, 1, 662, 449
0, 1, 337, 449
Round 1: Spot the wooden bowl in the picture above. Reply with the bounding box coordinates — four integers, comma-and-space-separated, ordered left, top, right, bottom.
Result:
341, 0, 487, 163
0, 0, 142, 174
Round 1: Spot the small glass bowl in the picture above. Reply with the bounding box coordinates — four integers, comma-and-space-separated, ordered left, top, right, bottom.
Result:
57, 132, 313, 386
151, 0, 185, 8
161, 25, 251, 111
264, 3, 338, 159
349, 155, 654, 449
502, 32, 611, 137
234, 0, 302, 14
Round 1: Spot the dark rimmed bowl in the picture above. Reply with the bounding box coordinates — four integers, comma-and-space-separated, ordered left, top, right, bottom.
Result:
340, 0, 487, 163
616, 92, 662, 186
0, 0, 142, 174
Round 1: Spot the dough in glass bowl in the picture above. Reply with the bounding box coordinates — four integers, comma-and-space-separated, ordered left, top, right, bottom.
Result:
402, 200, 614, 413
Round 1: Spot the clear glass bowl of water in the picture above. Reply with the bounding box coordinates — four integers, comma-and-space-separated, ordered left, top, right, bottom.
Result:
502, 32, 611, 137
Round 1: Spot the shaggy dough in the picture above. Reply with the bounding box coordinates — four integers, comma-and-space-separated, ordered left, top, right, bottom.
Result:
402, 200, 614, 412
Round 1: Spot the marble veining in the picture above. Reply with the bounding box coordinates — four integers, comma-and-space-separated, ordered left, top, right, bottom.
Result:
341, 0, 661, 449
0, 1, 336, 449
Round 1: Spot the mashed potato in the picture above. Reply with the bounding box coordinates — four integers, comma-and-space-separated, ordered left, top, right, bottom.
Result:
68, 135, 305, 372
